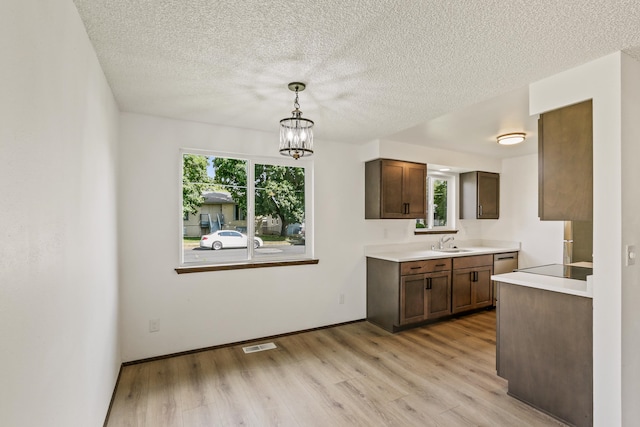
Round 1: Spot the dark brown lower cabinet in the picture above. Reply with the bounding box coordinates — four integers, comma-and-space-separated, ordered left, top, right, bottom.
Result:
400, 273, 427, 325
367, 257, 452, 332
427, 271, 452, 318
400, 271, 451, 325
367, 254, 494, 333
497, 282, 592, 427
452, 255, 493, 313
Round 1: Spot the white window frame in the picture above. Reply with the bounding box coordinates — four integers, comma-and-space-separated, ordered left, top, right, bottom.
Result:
426, 171, 456, 230
178, 148, 314, 267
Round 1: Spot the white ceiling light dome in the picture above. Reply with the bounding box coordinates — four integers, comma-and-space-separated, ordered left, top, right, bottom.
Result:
497, 133, 526, 145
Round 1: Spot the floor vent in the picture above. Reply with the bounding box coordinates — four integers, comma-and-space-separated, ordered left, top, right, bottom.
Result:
242, 342, 277, 354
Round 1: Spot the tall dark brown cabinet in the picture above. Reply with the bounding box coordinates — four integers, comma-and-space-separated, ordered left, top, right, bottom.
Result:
365, 159, 427, 219
538, 100, 593, 221
459, 171, 500, 219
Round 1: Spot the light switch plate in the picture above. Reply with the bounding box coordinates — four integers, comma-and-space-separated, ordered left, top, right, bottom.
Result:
626, 245, 636, 266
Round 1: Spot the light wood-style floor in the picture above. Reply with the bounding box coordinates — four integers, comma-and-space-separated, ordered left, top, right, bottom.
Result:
106, 310, 567, 426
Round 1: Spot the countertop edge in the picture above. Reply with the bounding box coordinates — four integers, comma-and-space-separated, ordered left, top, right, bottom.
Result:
366, 246, 519, 262
492, 271, 593, 298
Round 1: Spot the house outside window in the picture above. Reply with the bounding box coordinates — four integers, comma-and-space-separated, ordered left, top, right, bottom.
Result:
181, 150, 312, 266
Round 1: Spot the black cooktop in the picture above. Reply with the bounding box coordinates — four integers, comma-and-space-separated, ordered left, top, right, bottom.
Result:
517, 264, 592, 281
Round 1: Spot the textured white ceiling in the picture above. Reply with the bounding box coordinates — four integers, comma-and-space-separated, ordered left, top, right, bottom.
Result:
73, 0, 640, 158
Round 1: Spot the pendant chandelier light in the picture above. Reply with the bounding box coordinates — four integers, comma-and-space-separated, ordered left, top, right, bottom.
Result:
279, 82, 314, 160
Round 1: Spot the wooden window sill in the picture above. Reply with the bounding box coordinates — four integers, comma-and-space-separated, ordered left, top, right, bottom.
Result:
414, 229, 459, 235
175, 258, 319, 274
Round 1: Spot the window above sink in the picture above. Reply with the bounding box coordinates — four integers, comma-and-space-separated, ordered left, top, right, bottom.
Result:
415, 167, 458, 235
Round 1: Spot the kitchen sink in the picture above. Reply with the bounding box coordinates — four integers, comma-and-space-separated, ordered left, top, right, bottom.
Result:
435, 248, 472, 253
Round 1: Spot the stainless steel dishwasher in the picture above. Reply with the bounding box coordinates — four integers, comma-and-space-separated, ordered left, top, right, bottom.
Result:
493, 252, 518, 305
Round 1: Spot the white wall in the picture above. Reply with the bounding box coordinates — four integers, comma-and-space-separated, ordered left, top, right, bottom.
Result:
483, 154, 563, 268
118, 114, 368, 361
530, 51, 638, 426
118, 115, 559, 365
377, 139, 502, 172
0, 1, 120, 426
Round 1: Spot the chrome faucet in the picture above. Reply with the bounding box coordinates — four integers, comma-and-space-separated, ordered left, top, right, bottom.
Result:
438, 235, 454, 250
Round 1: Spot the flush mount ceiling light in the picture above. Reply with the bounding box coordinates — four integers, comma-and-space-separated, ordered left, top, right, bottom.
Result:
497, 132, 526, 145
279, 82, 314, 160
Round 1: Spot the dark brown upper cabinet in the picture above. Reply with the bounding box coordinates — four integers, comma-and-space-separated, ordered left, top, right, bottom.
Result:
538, 100, 593, 221
459, 171, 500, 219
365, 159, 426, 219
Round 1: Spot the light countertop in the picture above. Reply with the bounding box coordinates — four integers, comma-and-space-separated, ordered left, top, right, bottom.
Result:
492, 271, 593, 298
366, 246, 519, 262
365, 240, 520, 263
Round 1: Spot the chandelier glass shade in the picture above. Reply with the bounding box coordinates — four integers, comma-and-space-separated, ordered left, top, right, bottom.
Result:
279, 82, 314, 160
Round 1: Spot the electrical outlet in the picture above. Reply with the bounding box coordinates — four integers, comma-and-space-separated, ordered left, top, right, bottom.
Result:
626, 245, 637, 266
339, 294, 345, 304
149, 319, 160, 333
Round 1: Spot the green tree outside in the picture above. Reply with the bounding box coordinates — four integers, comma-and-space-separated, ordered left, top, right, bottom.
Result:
254, 163, 305, 237
210, 157, 248, 215
433, 179, 448, 226
182, 154, 212, 216
212, 158, 305, 236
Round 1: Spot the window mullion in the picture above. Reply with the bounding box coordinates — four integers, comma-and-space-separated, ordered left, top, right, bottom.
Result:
427, 176, 435, 229
247, 160, 255, 260
448, 175, 456, 229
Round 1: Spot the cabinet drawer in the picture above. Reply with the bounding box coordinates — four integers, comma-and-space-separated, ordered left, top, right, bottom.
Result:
401, 258, 451, 275
453, 254, 493, 270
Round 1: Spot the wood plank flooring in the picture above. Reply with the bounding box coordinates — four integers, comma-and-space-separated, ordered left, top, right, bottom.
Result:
106, 310, 567, 426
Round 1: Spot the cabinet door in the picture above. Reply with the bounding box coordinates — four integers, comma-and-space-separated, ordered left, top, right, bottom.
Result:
473, 266, 493, 308
538, 100, 593, 221
381, 160, 406, 218
452, 268, 474, 314
366, 159, 427, 219
400, 274, 427, 325
459, 171, 499, 219
477, 172, 499, 219
404, 162, 427, 217
452, 265, 493, 313
426, 271, 451, 319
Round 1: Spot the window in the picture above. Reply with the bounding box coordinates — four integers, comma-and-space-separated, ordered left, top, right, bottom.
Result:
180, 150, 313, 267
423, 172, 456, 230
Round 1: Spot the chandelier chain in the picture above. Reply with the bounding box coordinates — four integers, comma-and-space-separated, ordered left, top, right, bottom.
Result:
293, 88, 300, 110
